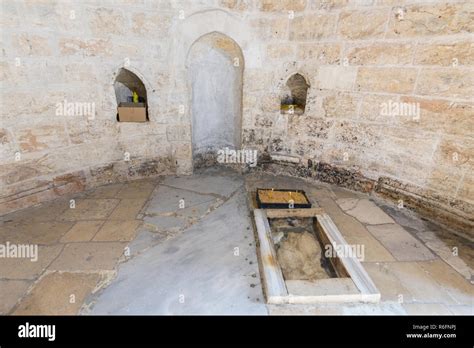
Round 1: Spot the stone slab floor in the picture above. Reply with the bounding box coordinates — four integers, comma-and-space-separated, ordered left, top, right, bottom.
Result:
0, 168, 472, 315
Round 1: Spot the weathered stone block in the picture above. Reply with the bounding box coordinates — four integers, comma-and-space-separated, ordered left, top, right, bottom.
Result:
318, 66, 357, 91
297, 43, 341, 64
338, 9, 389, 39
289, 14, 337, 40
88, 7, 125, 35
356, 67, 417, 94
388, 4, 474, 38
414, 41, 474, 66
13, 33, 51, 56
322, 92, 359, 118
266, 43, 294, 59
399, 97, 473, 137
219, 0, 253, 11
259, 0, 306, 12
345, 43, 414, 66
131, 13, 171, 36
415, 68, 473, 100
251, 18, 288, 40
166, 125, 191, 142
59, 38, 112, 56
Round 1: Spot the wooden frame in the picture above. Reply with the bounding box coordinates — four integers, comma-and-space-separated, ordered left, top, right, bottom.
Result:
254, 208, 380, 304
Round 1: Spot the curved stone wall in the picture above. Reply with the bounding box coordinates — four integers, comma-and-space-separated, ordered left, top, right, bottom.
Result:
0, 1, 472, 236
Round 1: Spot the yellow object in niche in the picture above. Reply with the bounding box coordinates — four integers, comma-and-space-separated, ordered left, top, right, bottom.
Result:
132, 91, 139, 103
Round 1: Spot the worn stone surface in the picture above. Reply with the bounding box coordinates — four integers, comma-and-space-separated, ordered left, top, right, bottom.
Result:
338, 9, 389, 40
366, 224, 435, 261
386, 262, 458, 305
60, 221, 104, 242
402, 303, 453, 315
0, 280, 31, 314
107, 199, 147, 220
87, 189, 266, 315
417, 260, 474, 305
48, 242, 127, 271
276, 231, 329, 281
286, 278, 358, 296
337, 199, 395, 225
93, 220, 141, 242
363, 262, 413, 302
0, 245, 63, 280
58, 199, 120, 221
13, 272, 101, 315
0, 168, 472, 315
356, 67, 417, 94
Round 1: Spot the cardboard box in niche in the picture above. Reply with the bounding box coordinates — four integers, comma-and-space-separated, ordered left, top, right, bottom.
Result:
118, 102, 147, 122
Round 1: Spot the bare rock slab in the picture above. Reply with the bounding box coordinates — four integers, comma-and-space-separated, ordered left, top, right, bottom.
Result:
60, 221, 104, 242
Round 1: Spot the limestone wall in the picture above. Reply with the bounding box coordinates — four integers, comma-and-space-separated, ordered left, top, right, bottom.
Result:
1, 0, 472, 235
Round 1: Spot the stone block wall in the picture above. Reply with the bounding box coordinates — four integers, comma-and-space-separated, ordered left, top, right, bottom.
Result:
0, 0, 472, 235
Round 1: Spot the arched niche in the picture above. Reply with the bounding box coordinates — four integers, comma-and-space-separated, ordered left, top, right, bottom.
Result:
280, 73, 310, 115
186, 31, 244, 167
114, 68, 148, 121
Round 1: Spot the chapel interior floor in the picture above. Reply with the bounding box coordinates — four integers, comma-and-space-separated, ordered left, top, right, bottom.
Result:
0, 167, 472, 315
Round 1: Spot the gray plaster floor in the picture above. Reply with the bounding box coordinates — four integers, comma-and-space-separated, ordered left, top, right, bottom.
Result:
86, 169, 267, 315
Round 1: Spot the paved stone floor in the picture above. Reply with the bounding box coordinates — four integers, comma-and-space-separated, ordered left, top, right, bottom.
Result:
0, 168, 472, 315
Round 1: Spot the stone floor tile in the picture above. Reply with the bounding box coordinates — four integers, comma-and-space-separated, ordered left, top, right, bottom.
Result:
93, 220, 141, 242
13, 272, 101, 315
367, 224, 435, 261
363, 262, 413, 302
0, 245, 63, 280
58, 199, 120, 221
417, 260, 474, 305
337, 198, 395, 225
0, 221, 73, 244
115, 180, 157, 199
82, 184, 124, 199
108, 199, 147, 220
417, 231, 473, 279
60, 221, 104, 242
0, 280, 32, 314
402, 303, 453, 315
447, 305, 473, 315
48, 242, 127, 271
386, 262, 458, 305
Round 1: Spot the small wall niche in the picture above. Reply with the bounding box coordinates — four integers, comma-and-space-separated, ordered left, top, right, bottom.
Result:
280, 73, 309, 115
114, 68, 149, 122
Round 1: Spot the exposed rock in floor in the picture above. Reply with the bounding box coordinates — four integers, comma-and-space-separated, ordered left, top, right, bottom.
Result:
276, 232, 329, 281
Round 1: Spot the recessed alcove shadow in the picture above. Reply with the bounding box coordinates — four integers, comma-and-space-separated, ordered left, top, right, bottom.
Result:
280, 73, 309, 115
186, 32, 244, 167
114, 68, 149, 122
